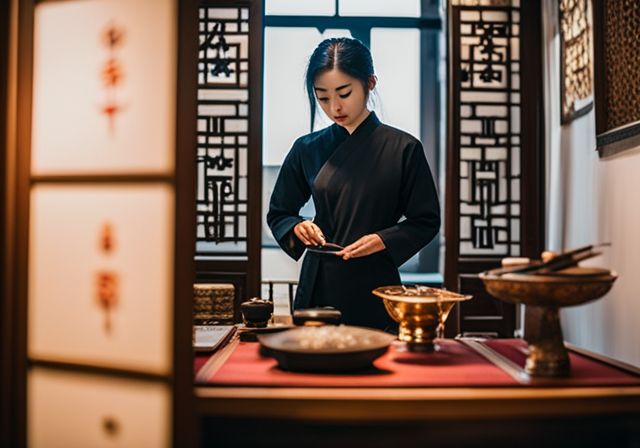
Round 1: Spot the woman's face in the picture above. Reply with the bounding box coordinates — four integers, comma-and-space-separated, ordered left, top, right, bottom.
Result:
313, 68, 375, 133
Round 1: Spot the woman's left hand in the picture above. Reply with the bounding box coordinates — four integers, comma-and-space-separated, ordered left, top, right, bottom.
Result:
336, 234, 385, 260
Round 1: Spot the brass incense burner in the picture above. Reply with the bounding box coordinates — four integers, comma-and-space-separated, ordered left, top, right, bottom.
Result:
480, 265, 617, 377
372, 286, 471, 352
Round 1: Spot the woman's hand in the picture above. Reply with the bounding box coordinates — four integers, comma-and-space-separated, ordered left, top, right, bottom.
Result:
336, 234, 385, 260
293, 220, 326, 246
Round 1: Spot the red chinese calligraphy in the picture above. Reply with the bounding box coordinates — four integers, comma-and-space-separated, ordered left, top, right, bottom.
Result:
96, 270, 119, 334
100, 221, 115, 253
100, 23, 126, 133
96, 221, 119, 335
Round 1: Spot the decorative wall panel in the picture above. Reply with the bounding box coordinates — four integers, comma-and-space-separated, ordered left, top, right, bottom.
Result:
30, 0, 176, 175
601, 0, 640, 131
593, 0, 640, 156
28, 184, 174, 374
29, 369, 170, 448
456, 3, 521, 258
559, 0, 593, 124
15, 0, 195, 445
196, 6, 250, 257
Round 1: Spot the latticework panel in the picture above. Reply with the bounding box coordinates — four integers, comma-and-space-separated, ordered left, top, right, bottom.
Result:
560, 0, 593, 123
604, 0, 640, 130
197, 6, 250, 257
456, 2, 521, 258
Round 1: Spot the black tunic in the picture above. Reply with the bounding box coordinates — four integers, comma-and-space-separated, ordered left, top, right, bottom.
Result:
267, 112, 440, 330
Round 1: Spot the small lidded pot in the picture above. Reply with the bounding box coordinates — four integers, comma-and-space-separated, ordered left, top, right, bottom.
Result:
240, 297, 274, 328
292, 307, 342, 326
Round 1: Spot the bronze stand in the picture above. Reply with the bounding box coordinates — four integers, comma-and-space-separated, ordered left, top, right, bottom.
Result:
524, 305, 570, 377
398, 318, 437, 352
479, 267, 617, 378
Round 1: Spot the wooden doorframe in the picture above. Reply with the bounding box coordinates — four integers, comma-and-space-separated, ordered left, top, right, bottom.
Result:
9, 0, 36, 444
0, 0, 16, 444
519, 0, 546, 259
173, 0, 200, 446
3, 0, 201, 445
194, 0, 264, 317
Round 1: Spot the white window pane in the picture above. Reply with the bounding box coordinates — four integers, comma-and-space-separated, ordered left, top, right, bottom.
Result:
265, 0, 335, 16
340, 0, 421, 17
263, 27, 352, 166
371, 28, 421, 140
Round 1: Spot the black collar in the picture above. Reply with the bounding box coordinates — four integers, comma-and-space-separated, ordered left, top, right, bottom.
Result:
334, 111, 381, 138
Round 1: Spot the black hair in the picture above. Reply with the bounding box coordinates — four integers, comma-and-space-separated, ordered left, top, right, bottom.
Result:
305, 37, 375, 131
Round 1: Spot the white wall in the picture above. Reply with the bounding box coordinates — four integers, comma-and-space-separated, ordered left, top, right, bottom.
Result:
543, 0, 640, 367
560, 117, 640, 367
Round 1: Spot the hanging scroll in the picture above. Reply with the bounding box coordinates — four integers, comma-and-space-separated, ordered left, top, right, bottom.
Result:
30, 0, 176, 175
28, 184, 174, 374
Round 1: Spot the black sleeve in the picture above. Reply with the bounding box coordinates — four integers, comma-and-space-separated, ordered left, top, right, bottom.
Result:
376, 141, 441, 266
266, 140, 310, 260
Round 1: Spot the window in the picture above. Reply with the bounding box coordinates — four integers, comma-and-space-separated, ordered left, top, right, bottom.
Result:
262, 0, 445, 289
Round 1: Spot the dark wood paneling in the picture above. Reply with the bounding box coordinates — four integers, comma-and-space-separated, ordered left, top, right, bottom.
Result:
519, 0, 545, 260
458, 274, 515, 338
246, 0, 264, 299
30, 174, 175, 184
14, 0, 36, 445
174, 0, 199, 446
592, 0, 607, 138
443, 2, 461, 337
199, 415, 640, 448
0, 0, 13, 444
28, 359, 169, 382
444, 2, 461, 293
517, 0, 546, 341
457, 258, 503, 274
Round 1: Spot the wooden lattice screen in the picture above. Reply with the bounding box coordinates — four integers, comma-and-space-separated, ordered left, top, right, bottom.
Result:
445, 0, 544, 337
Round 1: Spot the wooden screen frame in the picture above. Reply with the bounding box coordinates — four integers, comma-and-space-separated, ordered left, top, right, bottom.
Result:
0, 0, 15, 444
194, 0, 263, 320
3, 0, 200, 446
444, 0, 545, 337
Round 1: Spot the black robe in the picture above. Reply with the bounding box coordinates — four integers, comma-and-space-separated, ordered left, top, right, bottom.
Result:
267, 112, 440, 330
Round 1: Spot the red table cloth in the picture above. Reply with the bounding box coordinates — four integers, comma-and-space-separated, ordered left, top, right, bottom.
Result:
195, 338, 640, 388
483, 339, 640, 386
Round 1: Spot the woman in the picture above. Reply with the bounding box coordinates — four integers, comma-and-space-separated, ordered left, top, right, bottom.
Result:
267, 37, 440, 331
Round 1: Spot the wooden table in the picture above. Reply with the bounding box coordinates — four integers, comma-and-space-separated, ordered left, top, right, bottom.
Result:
194, 337, 640, 447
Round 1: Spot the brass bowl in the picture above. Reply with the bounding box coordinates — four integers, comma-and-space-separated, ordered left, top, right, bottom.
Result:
479, 267, 617, 377
479, 267, 617, 307
372, 286, 472, 352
